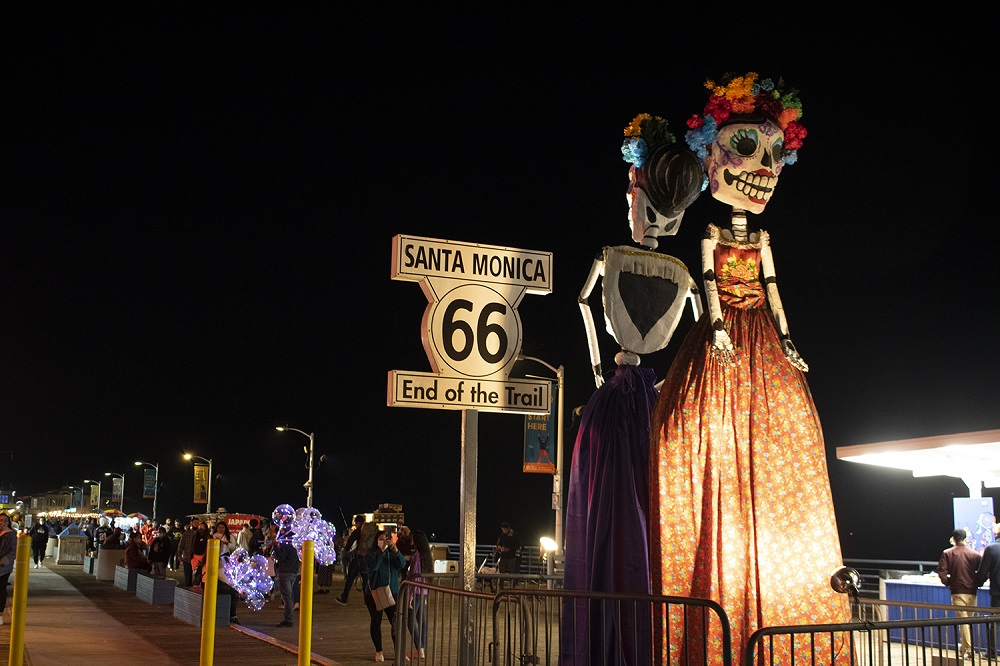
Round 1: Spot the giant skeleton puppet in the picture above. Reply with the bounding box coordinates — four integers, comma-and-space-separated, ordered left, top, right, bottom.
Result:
561, 114, 704, 665
649, 73, 851, 664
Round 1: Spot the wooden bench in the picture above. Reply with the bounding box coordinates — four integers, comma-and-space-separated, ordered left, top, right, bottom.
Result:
114, 565, 140, 592
173, 585, 231, 627
136, 574, 177, 605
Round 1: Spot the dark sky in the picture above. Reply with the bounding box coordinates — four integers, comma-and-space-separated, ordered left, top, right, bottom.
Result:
3, 11, 996, 562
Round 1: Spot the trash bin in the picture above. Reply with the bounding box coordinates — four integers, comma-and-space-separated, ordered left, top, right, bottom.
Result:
57, 535, 88, 565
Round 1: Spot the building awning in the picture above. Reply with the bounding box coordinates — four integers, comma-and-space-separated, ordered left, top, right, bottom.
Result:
835, 428, 1000, 497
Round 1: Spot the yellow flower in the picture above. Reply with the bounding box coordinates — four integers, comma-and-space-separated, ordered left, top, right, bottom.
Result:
623, 113, 651, 138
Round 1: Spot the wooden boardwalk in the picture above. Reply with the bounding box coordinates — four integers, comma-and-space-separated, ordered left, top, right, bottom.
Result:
1, 561, 403, 665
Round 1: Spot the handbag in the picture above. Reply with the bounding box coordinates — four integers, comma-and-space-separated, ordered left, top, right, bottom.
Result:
371, 582, 395, 611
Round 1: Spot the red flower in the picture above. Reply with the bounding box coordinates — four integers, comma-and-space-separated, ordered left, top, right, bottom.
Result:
686, 113, 705, 130
783, 121, 807, 151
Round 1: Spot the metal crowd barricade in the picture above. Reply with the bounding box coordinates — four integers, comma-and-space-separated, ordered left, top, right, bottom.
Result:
745, 598, 1000, 665
394, 569, 1000, 666
394, 576, 732, 665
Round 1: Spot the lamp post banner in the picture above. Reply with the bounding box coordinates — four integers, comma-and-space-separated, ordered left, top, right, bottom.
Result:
90, 485, 99, 508
111, 477, 122, 503
143, 468, 156, 498
193, 464, 209, 504
523, 383, 556, 474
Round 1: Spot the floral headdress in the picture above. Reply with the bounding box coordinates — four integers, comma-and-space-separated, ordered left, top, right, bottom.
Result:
621, 113, 676, 168
685, 72, 806, 166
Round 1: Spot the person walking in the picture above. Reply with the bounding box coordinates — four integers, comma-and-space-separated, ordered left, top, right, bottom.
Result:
28, 518, 51, 569
147, 526, 171, 578
167, 519, 183, 571
404, 529, 432, 660
0, 513, 17, 625
273, 538, 300, 628
938, 528, 982, 659
190, 520, 209, 585
247, 518, 265, 556
976, 522, 1000, 656
336, 514, 368, 605
212, 521, 234, 555
178, 519, 198, 587
362, 530, 407, 663
237, 522, 252, 552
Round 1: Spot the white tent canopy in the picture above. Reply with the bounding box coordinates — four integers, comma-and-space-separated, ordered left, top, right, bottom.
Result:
836, 428, 1000, 497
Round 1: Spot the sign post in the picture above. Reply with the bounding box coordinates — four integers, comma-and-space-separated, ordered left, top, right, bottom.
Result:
389, 235, 553, 665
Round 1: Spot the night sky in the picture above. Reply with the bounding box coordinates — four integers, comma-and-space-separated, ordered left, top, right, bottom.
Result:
3, 11, 996, 562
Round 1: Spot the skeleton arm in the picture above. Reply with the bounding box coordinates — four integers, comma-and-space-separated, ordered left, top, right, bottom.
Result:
760, 238, 808, 372
700, 230, 735, 363
578, 252, 606, 388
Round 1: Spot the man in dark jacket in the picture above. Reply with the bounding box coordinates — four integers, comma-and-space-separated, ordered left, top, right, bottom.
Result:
28, 519, 51, 569
273, 539, 300, 627
178, 519, 199, 587
938, 528, 982, 658
190, 521, 209, 585
336, 514, 367, 605
976, 522, 1000, 656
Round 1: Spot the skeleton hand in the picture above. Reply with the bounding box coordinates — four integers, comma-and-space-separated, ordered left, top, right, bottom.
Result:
780, 336, 809, 372
710, 329, 736, 365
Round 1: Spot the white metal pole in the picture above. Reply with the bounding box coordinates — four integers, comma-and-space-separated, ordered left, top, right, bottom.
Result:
207, 458, 213, 514
307, 433, 314, 508
555, 365, 565, 580
152, 464, 159, 521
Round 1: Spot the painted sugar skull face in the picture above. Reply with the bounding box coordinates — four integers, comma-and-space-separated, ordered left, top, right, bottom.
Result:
626, 165, 680, 249
706, 119, 784, 214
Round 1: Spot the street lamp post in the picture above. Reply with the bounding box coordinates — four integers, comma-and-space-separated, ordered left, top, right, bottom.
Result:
276, 426, 315, 508
104, 472, 126, 513
84, 478, 103, 511
134, 461, 160, 521
183, 454, 213, 514
66, 486, 82, 511
515, 355, 565, 585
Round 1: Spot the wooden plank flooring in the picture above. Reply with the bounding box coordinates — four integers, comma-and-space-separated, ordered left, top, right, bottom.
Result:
2, 561, 401, 665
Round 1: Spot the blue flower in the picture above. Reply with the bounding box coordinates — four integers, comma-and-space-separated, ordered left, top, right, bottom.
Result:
621, 137, 648, 167
684, 116, 718, 160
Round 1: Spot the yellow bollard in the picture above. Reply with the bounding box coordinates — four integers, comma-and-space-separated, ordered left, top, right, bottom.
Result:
199, 539, 220, 666
7, 534, 31, 666
297, 539, 314, 665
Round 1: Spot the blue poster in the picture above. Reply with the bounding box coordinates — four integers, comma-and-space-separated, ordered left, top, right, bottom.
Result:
523, 384, 557, 474
954, 497, 995, 554
143, 468, 156, 498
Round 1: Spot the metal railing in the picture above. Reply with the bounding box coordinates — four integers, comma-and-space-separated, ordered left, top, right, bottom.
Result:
390, 571, 1000, 665
843, 558, 939, 598
433, 543, 549, 576
746, 597, 1000, 665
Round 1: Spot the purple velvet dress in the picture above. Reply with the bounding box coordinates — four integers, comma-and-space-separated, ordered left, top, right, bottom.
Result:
560, 364, 655, 665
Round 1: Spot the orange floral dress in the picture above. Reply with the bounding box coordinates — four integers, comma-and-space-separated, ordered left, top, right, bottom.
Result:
649, 224, 850, 664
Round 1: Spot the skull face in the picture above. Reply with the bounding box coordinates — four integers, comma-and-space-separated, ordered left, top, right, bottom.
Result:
626, 165, 682, 249
706, 119, 784, 214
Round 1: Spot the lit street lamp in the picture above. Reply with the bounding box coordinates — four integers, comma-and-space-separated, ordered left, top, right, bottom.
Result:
104, 471, 126, 513
515, 354, 565, 586
134, 460, 160, 521
183, 453, 213, 514
276, 426, 315, 508
84, 478, 103, 511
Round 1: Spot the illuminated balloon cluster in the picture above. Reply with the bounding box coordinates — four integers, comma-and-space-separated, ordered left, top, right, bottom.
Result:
272, 503, 338, 565
224, 547, 274, 610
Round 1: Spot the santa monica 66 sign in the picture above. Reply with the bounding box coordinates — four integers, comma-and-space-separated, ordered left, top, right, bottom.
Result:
388, 235, 553, 415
